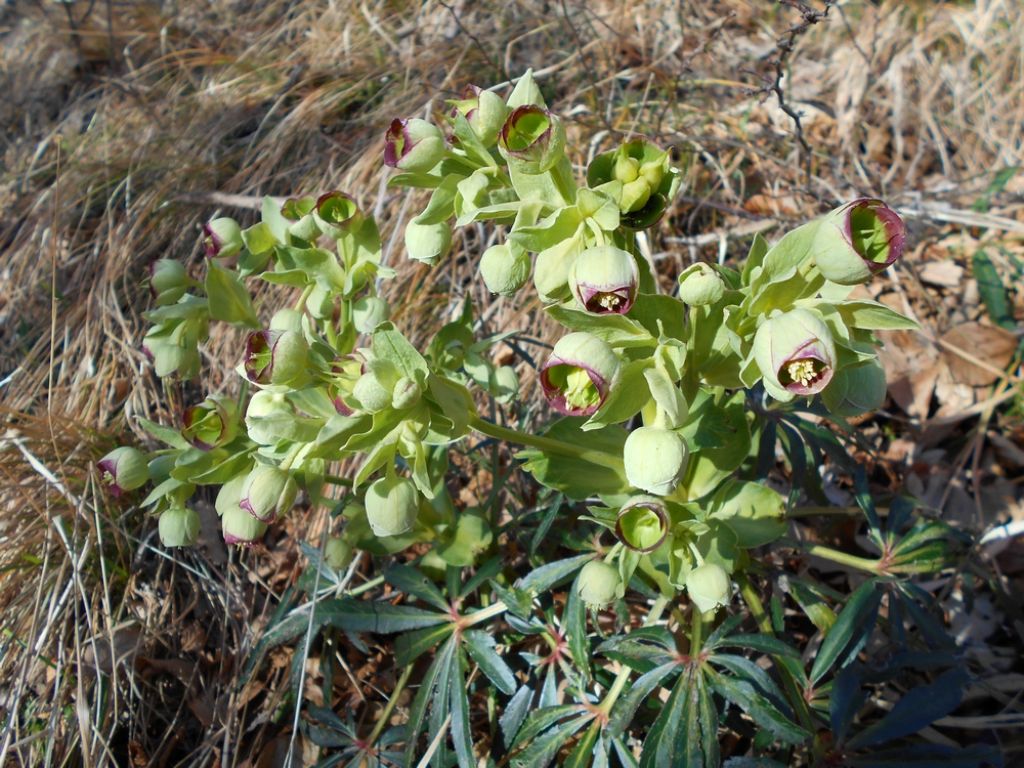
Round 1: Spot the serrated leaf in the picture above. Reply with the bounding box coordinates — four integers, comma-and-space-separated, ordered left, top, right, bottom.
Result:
564, 572, 591, 682
830, 664, 867, 744
404, 638, 455, 765
707, 670, 809, 745
810, 580, 881, 685
639, 666, 698, 768
500, 686, 534, 747
563, 722, 601, 768
712, 633, 801, 658
511, 704, 584, 749
509, 714, 591, 768
516, 553, 594, 595
450, 648, 475, 768
462, 630, 516, 695
383, 564, 449, 611
320, 598, 449, 634
395, 623, 455, 667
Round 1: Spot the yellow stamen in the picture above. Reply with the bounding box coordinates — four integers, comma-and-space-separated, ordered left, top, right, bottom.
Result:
597, 293, 622, 311
787, 359, 817, 386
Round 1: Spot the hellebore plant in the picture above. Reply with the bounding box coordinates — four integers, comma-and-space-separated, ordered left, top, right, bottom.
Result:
98, 71, 993, 768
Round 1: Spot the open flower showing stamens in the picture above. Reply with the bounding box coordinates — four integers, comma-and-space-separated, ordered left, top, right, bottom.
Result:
540, 332, 619, 417
497, 105, 566, 174
568, 245, 639, 315
384, 118, 445, 173
753, 308, 836, 401
812, 198, 906, 285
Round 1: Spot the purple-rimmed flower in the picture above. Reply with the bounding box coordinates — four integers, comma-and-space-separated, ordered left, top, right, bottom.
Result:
243, 329, 309, 387
497, 106, 566, 174
568, 245, 639, 315
182, 396, 238, 450
202, 217, 243, 259
616, 495, 670, 553
98, 446, 149, 498
448, 84, 508, 146
540, 332, 619, 417
812, 198, 906, 285
222, 504, 268, 546
753, 308, 836, 401
239, 464, 298, 523
314, 190, 362, 237
384, 118, 445, 173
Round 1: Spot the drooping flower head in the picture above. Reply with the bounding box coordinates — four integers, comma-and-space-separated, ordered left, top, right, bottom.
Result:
753, 308, 836, 400
384, 118, 446, 173
202, 217, 243, 259
98, 446, 149, 498
540, 332, 619, 417
812, 198, 906, 284
568, 245, 640, 315
616, 496, 670, 553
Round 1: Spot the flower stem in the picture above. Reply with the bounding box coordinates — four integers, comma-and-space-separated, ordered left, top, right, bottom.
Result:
365, 662, 414, 748
598, 595, 670, 715
787, 540, 882, 573
462, 600, 508, 628
467, 415, 624, 470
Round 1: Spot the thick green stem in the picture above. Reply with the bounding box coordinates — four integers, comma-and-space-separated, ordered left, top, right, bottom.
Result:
365, 662, 414, 748
468, 415, 624, 470
598, 595, 670, 715
462, 600, 508, 628
790, 541, 882, 574
690, 608, 706, 653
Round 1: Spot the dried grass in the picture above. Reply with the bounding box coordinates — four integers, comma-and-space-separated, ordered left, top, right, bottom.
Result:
1, 0, 1022, 764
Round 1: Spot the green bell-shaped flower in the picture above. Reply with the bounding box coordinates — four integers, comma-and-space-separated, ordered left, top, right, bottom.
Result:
240, 464, 298, 523
623, 426, 688, 496
811, 198, 905, 285
384, 118, 446, 173
576, 560, 621, 608
480, 243, 531, 297
202, 217, 243, 258
364, 475, 419, 537
242, 329, 310, 387
159, 506, 200, 548
616, 495, 670, 553
677, 263, 725, 306
568, 245, 639, 315
149, 259, 190, 306
685, 562, 731, 614
324, 537, 354, 570
98, 446, 149, 498
753, 308, 836, 401
540, 332, 619, 417
497, 106, 566, 174
405, 219, 452, 265
182, 395, 237, 450
221, 503, 268, 546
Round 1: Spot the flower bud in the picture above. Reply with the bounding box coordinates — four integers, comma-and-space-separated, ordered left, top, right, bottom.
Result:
98, 446, 149, 498
449, 85, 509, 146
623, 427, 688, 496
324, 537, 354, 569
159, 506, 200, 548
243, 329, 309, 387
479, 243, 531, 296
405, 219, 452, 265
498, 106, 566, 174
753, 308, 836, 400
391, 375, 421, 410
685, 562, 731, 614
576, 560, 621, 608
150, 259, 189, 306
352, 296, 390, 333
203, 217, 243, 259
812, 199, 906, 285
677, 263, 725, 306
364, 475, 419, 537
540, 332, 619, 417
586, 138, 676, 230
240, 464, 298, 523
821, 358, 887, 417
384, 118, 446, 173
280, 196, 322, 242
352, 361, 399, 413
222, 504, 268, 545
182, 395, 237, 450
616, 495, 669, 553
269, 308, 304, 333
568, 245, 639, 315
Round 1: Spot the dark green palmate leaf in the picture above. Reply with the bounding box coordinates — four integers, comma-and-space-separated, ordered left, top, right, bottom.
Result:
809, 580, 881, 685
707, 668, 808, 746
640, 664, 720, 768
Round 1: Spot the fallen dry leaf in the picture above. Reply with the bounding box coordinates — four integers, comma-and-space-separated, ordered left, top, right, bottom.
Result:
940, 322, 1017, 386
878, 330, 940, 419
919, 260, 965, 288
